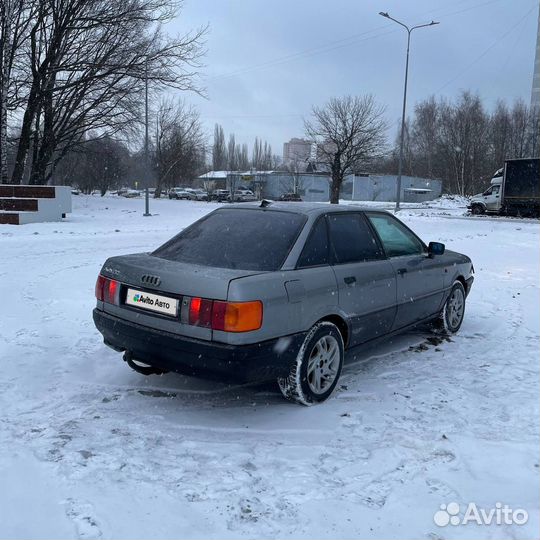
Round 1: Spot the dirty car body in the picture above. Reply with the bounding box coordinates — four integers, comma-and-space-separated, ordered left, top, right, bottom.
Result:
93, 203, 474, 403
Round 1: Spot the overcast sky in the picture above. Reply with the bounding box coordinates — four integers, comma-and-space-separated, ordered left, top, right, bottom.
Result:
169, 0, 539, 156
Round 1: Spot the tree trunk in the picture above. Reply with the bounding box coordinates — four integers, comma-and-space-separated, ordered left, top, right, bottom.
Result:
11, 81, 41, 184
0, 1, 11, 184
0, 83, 7, 184
29, 108, 41, 183
330, 172, 341, 204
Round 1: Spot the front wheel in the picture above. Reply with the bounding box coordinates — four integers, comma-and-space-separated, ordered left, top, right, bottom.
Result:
277, 321, 344, 405
470, 204, 484, 215
434, 281, 466, 334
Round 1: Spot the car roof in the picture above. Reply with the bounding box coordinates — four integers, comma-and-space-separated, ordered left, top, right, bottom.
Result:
225, 201, 386, 216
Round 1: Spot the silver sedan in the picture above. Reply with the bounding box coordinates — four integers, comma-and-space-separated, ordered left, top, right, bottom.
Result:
93, 202, 474, 405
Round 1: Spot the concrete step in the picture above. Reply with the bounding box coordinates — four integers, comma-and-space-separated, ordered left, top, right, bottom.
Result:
0, 198, 39, 211
0, 212, 20, 225
0, 185, 55, 198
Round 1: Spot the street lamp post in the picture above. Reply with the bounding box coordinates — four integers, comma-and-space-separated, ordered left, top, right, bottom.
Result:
143, 55, 151, 216
379, 12, 439, 212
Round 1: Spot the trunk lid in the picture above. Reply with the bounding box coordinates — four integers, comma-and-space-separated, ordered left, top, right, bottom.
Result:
102, 252, 262, 299
99, 252, 263, 340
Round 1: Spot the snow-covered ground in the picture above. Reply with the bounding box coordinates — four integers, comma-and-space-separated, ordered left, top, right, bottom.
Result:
1, 195, 538, 539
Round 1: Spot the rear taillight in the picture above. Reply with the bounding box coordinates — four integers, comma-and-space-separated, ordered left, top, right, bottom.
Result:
188, 297, 213, 328
212, 300, 263, 332
95, 274, 119, 305
184, 297, 263, 333
95, 275, 106, 301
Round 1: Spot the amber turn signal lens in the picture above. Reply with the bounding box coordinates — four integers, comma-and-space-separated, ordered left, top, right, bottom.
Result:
212, 300, 263, 332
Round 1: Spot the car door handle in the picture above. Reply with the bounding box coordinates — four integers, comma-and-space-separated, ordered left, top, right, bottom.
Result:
344, 276, 356, 285
397, 268, 408, 275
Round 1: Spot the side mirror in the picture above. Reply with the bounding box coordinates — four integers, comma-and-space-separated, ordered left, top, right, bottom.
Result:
428, 241, 445, 257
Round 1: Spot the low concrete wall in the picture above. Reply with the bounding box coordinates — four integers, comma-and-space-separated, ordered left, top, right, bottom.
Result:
344, 175, 442, 202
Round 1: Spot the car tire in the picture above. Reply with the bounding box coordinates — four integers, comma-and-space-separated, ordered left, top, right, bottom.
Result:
433, 280, 466, 334
471, 204, 484, 215
277, 321, 344, 406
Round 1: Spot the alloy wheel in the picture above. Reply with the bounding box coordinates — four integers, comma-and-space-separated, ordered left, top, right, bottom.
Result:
306, 335, 340, 395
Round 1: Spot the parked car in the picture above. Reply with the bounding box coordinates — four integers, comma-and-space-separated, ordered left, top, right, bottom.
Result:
185, 188, 208, 201
231, 189, 257, 202
279, 192, 302, 202
168, 187, 191, 200
93, 202, 474, 405
122, 189, 141, 198
211, 189, 231, 202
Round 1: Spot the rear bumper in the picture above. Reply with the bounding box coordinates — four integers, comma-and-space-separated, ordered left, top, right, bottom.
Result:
93, 309, 305, 383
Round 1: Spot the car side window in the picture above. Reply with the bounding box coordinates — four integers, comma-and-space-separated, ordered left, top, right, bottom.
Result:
297, 217, 329, 267
492, 185, 500, 195
367, 213, 424, 257
327, 213, 383, 264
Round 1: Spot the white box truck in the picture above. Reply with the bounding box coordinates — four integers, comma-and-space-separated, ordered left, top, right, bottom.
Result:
469, 158, 540, 217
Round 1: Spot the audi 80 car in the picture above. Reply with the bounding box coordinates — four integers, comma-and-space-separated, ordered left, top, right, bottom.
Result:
93, 202, 474, 405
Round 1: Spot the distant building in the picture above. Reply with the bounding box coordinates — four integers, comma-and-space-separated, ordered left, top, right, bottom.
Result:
262, 172, 330, 202
532, 7, 540, 111
196, 170, 273, 197
283, 138, 313, 163
197, 170, 441, 203
343, 174, 442, 203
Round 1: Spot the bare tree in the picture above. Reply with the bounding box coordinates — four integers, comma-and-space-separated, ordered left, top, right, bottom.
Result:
6, 0, 207, 185
305, 95, 387, 203
54, 136, 130, 193
154, 98, 206, 197
280, 157, 304, 194
227, 133, 237, 171
251, 136, 262, 169
0, 0, 39, 183
377, 92, 539, 196
212, 123, 226, 170
437, 92, 489, 195
239, 143, 249, 170
489, 100, 511, 168
411, 96, 438, 178
82, 137, 129, 195
508, 99, 530, 158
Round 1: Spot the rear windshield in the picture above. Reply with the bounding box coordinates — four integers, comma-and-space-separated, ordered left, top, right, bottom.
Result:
152, 208, 306, 271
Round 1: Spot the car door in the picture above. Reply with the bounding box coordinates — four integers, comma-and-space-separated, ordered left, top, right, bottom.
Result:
326, 213, 397, 347
292, 216, 340, 332
366, 212, 445, 330
484, 184, 501, 211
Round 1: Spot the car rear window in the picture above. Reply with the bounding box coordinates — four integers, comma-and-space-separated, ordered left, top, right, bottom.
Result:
152, 208, 306, 271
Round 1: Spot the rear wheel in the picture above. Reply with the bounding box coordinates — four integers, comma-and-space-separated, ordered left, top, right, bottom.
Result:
434, 281, 466, 334
277, 321, 344, 405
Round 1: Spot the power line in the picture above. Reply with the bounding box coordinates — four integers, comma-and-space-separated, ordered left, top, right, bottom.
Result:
201, 113, 302, 120
436, 3, 537, 93
206, 24, 396, 82
204, 0, 507, 83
